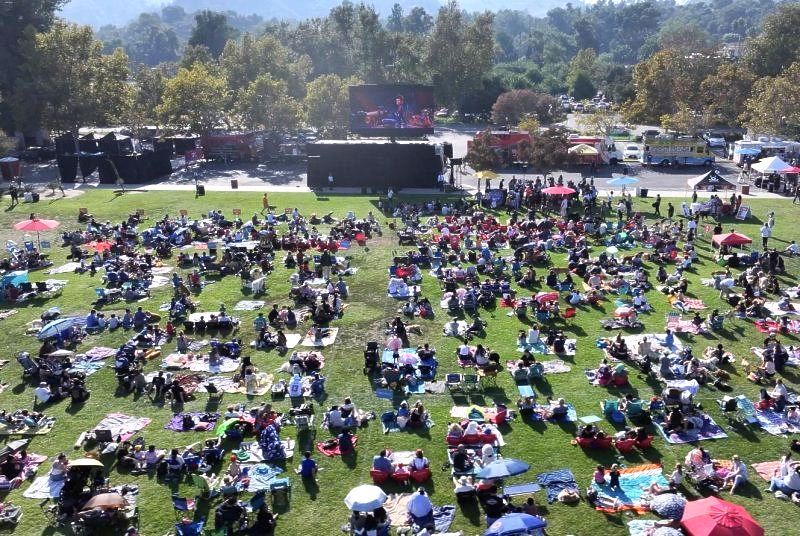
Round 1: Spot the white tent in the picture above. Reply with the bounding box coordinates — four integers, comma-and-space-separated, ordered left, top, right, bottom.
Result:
751, 155, 791, 174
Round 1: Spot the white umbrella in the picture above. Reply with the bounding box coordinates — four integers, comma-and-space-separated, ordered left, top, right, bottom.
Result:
344, 485, 387, 512
751, 156, 791, 174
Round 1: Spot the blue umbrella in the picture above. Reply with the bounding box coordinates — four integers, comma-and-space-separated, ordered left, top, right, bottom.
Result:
484, 513, 547, 536
475, 458, 530, 479
607, 176, 640, 186
37, 317, 85, 341
734, 147, 760, 155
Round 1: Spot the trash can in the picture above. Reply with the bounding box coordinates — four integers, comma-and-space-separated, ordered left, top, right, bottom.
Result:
740, 184, 750, 195
230, 179, 238, 189
0, 157, 20, 181
638, 188, 648, 198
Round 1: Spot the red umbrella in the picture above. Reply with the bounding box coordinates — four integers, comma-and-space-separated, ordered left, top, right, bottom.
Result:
681, 496, 764, 536
534, 291, 559, 303
711, 232, 752, 247
541, 186, 576, 195
13, 218, 60, 232
13, 217, 60, 248
85, 240, 113, 253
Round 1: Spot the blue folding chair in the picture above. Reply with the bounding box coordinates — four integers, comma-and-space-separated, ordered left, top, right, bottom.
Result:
175, 517, 204, 536
172, 494, 196, 521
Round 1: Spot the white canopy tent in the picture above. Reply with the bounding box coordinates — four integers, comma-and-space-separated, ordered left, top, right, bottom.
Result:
751, 155, 791, 174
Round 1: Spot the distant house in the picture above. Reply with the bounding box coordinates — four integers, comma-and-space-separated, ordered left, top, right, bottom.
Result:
719, 42, 747, 60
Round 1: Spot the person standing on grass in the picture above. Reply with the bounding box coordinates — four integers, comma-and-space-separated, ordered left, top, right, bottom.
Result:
667, 202, 674, 219
761, 222, 771, 249
261, 193, 269, 214
652, 194, 661, 216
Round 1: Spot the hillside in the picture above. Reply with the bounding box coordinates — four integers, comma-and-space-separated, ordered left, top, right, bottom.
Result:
58, 0, 572, 27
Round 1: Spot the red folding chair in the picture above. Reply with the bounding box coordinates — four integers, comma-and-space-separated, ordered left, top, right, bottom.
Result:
370, 470, 390, 484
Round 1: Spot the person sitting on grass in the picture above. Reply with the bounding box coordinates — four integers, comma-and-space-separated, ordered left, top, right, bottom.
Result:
722, 455, 748, 495
372, 450, 394, 474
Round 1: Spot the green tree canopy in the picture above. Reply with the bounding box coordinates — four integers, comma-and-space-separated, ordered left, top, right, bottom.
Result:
157, 63, 230, 134
745, 3, 800, 77
236, 75, 300, 132
188, 10, 238, 59
491, 89, 560, 125
304, 74, 360, 137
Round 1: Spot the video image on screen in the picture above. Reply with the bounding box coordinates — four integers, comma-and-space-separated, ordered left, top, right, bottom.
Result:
349, 85, 434, 136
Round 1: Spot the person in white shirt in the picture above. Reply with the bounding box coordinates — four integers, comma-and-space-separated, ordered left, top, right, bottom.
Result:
327, 406, 345, 428
35, 383, 54, 404
108, 314, 119, 330
723, 454, 748, 495
771, 378, 789, 399
785, 240, 799, 256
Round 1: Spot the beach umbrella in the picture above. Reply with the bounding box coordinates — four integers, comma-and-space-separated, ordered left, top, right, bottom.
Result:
681, 496, 763, 536
484, 513, 547, 536
651, 493, 686, 520
534, 291, 559, 303
475, 458, 530, 479
81, 492, 126, 510
37, 317, 85, 341
13, 217, 60, 248
70, 458, 104, 468
397, 351, 419, 366
344, 485, 387, 512
475, 170, 499, 180
751, 155, 791, 174
0, 439, 30, 459
607, 176, 640, 187
711, 232, 752, 248
541, 186, 576, 196
85, 240, 113, 253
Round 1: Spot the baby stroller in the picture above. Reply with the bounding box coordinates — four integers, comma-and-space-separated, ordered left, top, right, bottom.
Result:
363, 342, 379, 375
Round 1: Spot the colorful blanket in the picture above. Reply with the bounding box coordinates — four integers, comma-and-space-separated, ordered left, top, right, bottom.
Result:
234, 300, 265, 311
763, 301, 800, 317
22, 475, 65, 499
755, 409, 800, 435
316, 435, 358, 457
506, 360, 571, 376
654, 414, 727, 444
592, 464, 668, 512
535, 404, 578, 422
161, 353, 240, 373
537, 469, 578, 503
68, 359, 105, 376
627, 520, 658, 536
83, 346, 116, 360
301, 327, 339, 347
164, 412, 220, 432
517, 339, 577, 356
93, 413, 151, 442
0, 417, 55, 436
752, 460, 782, 482
235, 464, 284, 492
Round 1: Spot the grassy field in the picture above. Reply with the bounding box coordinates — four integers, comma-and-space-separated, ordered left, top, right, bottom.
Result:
0, 188, 798, 536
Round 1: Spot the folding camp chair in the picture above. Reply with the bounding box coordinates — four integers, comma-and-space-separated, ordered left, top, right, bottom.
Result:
665, 311, 680, 331
175, 517, 205, 536
191, 474, 221, 501
735, 395, 757, 424
446, 373, 464, 393
172, 494, 196, 520
562, 307, 577, 323
463, 374, 481, 393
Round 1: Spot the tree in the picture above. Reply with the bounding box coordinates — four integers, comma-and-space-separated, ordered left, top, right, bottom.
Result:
387, 4, 404, 33
465, 130, 499, 171
518, 117, 540, 135
660, 103, 702, 135
188, 10, 238, 59
304, 74, 360, 137
221, 33, 310, 99
124, 13, 180, 66
657, 21, 710, 54
403, 7, 433, 35
744, 3, 800, 77
570, 72, 595, 100
700, 63, 755, 127
158, 64, 229, 134
11, 22, 130, 134
126, 65, 167, 137
741, 61, 800, 137
428, 2, 494, 107
181, 45, 215, 69
236, 75, 300, 132
0, 0, 66, 133
528, 127, 574, 173
577, 108, 618, 137
491, 89, 560, 125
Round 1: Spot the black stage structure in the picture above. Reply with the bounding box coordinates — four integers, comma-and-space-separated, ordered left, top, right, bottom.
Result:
306, 139, 445, 189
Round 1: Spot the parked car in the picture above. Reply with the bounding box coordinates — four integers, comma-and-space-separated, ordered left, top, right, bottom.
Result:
704, 131, 726, 147
623, 144, 640, 160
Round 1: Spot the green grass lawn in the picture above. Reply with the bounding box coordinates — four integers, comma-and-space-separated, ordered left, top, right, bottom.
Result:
0, 189, 798, 536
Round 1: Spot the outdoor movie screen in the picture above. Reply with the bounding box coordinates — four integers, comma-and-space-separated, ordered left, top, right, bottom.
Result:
349, 85, 435, 136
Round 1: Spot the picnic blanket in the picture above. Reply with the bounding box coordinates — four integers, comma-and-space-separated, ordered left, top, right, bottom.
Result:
165, 412, 220, 432
673, 297, 707, 311
751, 460, 782, 482
537, 469, 578, 503
161, 353, 240, 373
654, 414, 727, 444
148, 275, 170, 289
316, 435, 358, 457
755, 409, 800, 435
22, 476, 65, 499
93, 413, 151, 442
627, 520, 658, 536
47, 262, 82, 275
301, 327, 339, 347
592, 464, 668, 512
764, 301, 800, 317
234, 300, 265, 311
384, 493, 413, 526
0, 309, 18, 320
534, 404, 578, 422
234, 440, 295, 463
432, 505, 456, 533
517, 339, 577, 356
443, 321, 469, 337
83, 346, 116, 360
388, 286, 421, 299
235, 463, 284, 492
68, 359, 105, 377
0, 417, 55, 437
